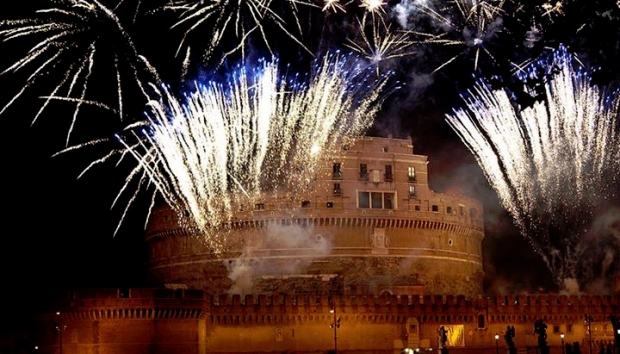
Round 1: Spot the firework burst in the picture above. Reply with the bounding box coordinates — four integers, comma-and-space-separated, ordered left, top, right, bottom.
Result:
409, 0, 507, 72
345, 17, 417, 72
0, 0, 160, 145
161, 0, 315, 68
446, 44, 620, 288
98, 52, 394, 252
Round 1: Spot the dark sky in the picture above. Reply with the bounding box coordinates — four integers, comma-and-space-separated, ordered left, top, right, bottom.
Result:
1, 0, 619, 317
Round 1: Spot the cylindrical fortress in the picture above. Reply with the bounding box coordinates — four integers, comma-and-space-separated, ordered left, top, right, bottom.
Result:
145, 136, 485, 297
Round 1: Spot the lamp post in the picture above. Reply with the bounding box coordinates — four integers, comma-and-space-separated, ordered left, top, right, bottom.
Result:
330, 303, 341, 354
495, 333, 499, 354
585, 314, 593, 354
561, 332, 565, 354
55, 311, 65, 354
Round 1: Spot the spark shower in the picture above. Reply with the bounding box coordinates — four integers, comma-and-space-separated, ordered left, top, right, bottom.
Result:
108, 53, 393, 252
446, 45, 620, 290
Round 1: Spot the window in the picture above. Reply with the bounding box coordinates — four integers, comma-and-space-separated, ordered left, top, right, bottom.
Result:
382, 146, 389, 152
409, 186, 416, 198
371, 192, 383, 208
470, 207, 478, 218
566, 324, 572, 333
359, 163, 368, 180
414, 205, 421, 211
432, 205, 439, 212
477, 314, 485, 328
408, 166, 416, 182
358, 191, 396, 209
301, 200, 311, 208
384, 165, 393, 182
553, 325, 560, 334
333, 183, 342, 196
358, 192, 370, 208
332, 163, 342, 180
459, 205, 465, 216
447, 206, 453, 214
384, 193, 394, 209
326, 202, 334, 208
255, 203, 265, 210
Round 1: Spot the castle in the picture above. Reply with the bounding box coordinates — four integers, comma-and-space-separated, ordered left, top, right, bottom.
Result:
2, 137, 619, 353
145, 136, 485, 297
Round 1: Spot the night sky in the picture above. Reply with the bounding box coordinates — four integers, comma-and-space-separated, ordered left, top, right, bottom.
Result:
1, 0, 619, 320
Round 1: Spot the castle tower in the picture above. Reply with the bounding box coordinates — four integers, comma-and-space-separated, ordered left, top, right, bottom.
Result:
145, 137, 485, 296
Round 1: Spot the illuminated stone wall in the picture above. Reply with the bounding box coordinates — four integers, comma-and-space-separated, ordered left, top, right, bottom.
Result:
145, 137, 485, 297
31, 289, 620, 354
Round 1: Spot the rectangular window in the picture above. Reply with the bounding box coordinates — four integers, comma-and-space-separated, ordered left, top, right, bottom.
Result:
384, 192, 394, 209
371, 192, 383, 208
359, 191, 397, 209
409, 185, 416, 198
255, 203, 265, 210
358, 191, 370, 208
333, 183, 342, 196
384, 165, 393, 182
332, 163, 342, 180
359, 163, 368, 180
408, 166, 416, 181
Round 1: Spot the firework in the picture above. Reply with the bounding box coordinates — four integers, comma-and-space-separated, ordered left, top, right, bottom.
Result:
107, 52, 393, 252
321, 0, 348, 13
162, 0, 315, 67
360, 0, 386, 15
410, 0, 507, 72
446, 45, 620, 287
0, 0, 160, 145
345, 17, 417, 71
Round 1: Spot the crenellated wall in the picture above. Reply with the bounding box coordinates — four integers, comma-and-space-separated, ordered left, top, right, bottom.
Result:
27, 288, 619, 354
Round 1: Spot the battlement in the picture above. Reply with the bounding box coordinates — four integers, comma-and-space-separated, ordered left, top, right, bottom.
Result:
57, 288, 620, 317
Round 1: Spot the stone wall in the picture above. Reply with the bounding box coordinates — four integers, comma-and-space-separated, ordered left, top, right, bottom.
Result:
24, 288, 620, 354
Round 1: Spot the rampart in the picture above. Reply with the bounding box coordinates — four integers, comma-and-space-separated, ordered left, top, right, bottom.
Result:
26, 288, 619, 354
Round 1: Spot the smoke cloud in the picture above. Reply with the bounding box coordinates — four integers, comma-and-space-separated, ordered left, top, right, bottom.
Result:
226, 223, 333, 294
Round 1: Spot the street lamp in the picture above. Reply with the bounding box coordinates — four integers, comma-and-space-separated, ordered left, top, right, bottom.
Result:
330, 303, 341, 354
55, 311, 65, 354
561, 332, 565, 354
495, 333, 499, 354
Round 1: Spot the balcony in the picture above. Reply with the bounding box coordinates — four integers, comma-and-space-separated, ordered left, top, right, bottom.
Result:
332, 171, 343, 180
408, 176, 417, 183
359, 172, 369, 181
384, 174, 393, 182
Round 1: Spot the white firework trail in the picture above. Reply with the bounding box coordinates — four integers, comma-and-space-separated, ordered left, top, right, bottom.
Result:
411, 0, 507, 72
106, 52, 393, 252
446, 45, 620, 287
321, 0, 348, 13
161, 0, 315, 67
345, 17, 418, 71
0, 0, 160, 145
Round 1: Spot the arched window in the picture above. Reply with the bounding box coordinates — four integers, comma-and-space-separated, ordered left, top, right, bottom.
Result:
478, 314, 485, 328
